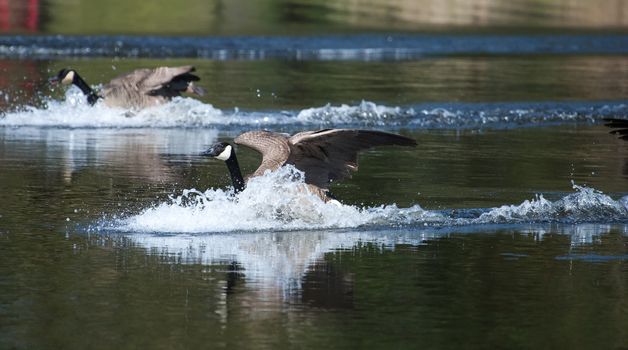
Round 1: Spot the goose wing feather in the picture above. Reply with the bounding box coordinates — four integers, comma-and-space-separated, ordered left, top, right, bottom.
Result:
105, 66, 197, 93
234, 131, 292, 178
287, 129, 417, 189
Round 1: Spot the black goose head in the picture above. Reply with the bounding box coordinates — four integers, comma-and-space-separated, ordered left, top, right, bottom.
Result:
49, 68, 77, 86
201, 142, 245, 193
201, 142, 234, 161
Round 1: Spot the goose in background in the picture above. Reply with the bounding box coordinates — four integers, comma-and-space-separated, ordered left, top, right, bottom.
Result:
604, 118, 628, 140
49, 66, 205, 109
201, 129, 417, 202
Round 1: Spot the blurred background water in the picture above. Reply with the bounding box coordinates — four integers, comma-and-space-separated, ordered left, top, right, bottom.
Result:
1, 1, 627, 349
2, 0, 628, 35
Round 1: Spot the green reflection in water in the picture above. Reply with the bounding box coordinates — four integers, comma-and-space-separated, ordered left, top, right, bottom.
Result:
0, 126, 626, 231
3, 56, 628, 111
0, 44, 626, 350
0, 123, 627, 349
0, 227, 626, 349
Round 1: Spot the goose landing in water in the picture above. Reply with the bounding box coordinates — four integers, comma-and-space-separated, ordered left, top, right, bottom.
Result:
49, 66, 205, 109
201, 129, 417, 203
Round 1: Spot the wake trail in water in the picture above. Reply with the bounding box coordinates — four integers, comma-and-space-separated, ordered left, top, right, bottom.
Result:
2, 87, 628, 130
98, 166, 628, 234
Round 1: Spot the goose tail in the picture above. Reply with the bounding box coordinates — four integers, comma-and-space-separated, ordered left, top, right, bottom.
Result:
187, 82, 206, 96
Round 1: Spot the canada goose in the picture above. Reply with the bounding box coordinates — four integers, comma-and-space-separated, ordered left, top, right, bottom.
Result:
201, 129, 417, 202
604, 118, 628, 140
49, 66, 205, 109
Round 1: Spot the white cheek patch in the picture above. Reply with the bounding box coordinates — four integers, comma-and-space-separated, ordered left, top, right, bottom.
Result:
215, 145, 232, 161
61, 71, 75, 85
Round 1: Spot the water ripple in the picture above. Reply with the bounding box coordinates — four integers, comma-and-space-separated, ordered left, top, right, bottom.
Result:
2, 34, 628, 60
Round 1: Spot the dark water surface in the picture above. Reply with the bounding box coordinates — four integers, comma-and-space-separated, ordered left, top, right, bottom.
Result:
1, 108, 627, 349
1, 2, 628, 347
3, 55, 628, 111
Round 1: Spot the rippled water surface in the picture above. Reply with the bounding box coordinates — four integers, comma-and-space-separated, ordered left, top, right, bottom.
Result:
1, 7, 628, 348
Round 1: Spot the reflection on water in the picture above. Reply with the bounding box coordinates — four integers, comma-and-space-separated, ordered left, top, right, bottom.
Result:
1, 119, 627, 350
1, 4, 628, 343
2, 223, 625, 348
0, 127, 218, 184
3, 56, 628, 111
1, 125, 627, 213
1, 0, 627, 35
0, 0, 39, 32
0, 60, 43, 112
118, 224, 627, 300
276, 0, 628, 31
122, 230, 370, 299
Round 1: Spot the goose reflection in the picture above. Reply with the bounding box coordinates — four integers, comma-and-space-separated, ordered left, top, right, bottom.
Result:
120, 224, 619, 298
124, 230, 434, 299
108, 224, 626, 329
1, 128, 218, 184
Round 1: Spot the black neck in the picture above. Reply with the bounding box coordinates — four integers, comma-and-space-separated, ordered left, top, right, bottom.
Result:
225, 153, 245, 193
72, 73, 100, 106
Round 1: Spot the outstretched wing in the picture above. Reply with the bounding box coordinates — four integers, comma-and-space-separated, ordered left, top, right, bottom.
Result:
287, 129, 416, 189
107, 66, 198, 93
234, 131, 292, 178
604, 118, 628, 140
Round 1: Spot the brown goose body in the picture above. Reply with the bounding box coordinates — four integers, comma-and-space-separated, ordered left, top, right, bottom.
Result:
101, 66, 204, 109
204, 129, 417, 202
50, 66, 205, 109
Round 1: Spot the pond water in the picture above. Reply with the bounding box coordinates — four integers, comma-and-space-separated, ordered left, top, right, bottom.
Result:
1, 4, 628, 348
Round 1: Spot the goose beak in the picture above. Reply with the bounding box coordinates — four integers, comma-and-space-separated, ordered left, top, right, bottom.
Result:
48, 76, 60, 85
200, 147, 219, 157
200, 143, 230, 159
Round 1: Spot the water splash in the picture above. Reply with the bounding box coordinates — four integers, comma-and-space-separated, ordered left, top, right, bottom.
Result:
111, 166, 435, 233
0, 87, 229, 128
295, 101, 415, 126
472, 184, 628, 224
2, 88, 627, 130
96, 170, 627, 297
102, 167, 628, 234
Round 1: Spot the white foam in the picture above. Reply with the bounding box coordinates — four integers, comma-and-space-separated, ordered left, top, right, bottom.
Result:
0, 89, 415, 128
474, 184, 628, 224
2, 90, 627, 129
105, 166, 627, 235
110, 166, 436, 233
295, 101, 414, 126
0, 87, 231, 128
97, 175, 627, 296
